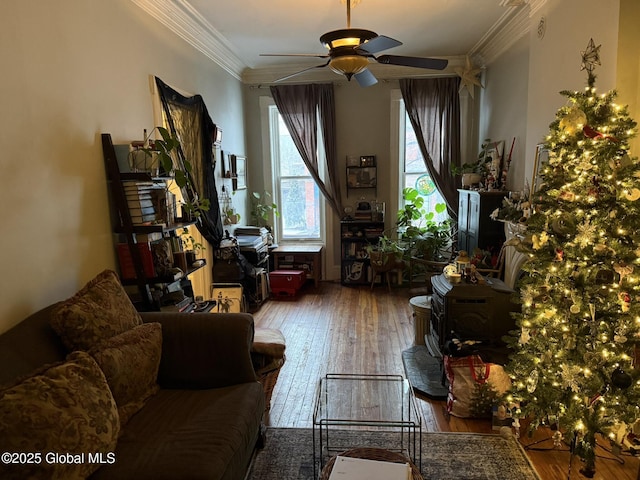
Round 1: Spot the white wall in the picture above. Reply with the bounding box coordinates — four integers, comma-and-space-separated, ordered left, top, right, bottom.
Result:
478, 34, 529, 193
524, 0, 620, 181
0, 0, 245, 333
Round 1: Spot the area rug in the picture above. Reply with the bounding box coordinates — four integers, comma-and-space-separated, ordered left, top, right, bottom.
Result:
247, 428, 541, 480
402, 345, 448, 399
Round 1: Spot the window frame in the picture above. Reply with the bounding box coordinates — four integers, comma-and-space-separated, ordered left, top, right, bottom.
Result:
260, 98, 326, 244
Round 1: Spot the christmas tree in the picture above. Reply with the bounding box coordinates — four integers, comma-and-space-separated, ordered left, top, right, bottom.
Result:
504, 39, 640, 477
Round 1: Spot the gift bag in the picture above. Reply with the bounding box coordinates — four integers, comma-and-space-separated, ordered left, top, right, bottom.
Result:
444, 355, 511, 418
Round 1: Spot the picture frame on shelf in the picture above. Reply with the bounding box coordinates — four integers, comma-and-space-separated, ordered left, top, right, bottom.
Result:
347, 166, 377, 188
346, 155, 360, 167
231, 154, 246, 191
360, 155, 376, 167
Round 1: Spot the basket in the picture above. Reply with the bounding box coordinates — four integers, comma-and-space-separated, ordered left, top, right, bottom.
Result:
256, 359, 284, 412
320, 447, 423, 480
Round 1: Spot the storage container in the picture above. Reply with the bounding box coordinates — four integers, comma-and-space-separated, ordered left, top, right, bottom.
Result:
269, 270, 306, 297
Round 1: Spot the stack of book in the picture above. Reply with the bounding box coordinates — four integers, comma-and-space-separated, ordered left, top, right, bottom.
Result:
122, 180, 164, 225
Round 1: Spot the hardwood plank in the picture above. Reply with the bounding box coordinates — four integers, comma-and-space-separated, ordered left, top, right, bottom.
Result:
253, 282, 640, 479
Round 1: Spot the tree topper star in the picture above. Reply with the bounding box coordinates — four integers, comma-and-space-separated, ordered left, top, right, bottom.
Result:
454, 56, 483, 98
581, 38, 601, 73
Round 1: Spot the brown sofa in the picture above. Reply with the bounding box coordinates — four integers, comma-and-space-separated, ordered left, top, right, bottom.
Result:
0, 270, 265, 480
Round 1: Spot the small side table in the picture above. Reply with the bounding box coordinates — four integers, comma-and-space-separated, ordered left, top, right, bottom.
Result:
320, 448, 423, 480
272, 244, 323, 288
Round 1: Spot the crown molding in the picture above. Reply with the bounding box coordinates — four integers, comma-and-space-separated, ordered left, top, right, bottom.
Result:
131, 0, 245, 80
133, 0, 549, 84
470, 3, 533, 66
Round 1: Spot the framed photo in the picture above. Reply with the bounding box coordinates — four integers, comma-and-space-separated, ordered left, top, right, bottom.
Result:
347, 166, 377, 188
231, 154, 246, 190
209, 283, 244, 313
530, 143, 549, 201
221, 150, 232, 178
360, 155, 376, 167
346, 155, 360, 167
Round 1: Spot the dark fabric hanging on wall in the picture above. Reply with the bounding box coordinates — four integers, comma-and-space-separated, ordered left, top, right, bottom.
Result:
155, 77, 223, 247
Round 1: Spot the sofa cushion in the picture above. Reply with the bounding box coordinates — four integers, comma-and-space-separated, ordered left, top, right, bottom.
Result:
89, 383, 265, 480
0, 351, 120, 480
50, 269, 142, 351
90, 323, 162, 426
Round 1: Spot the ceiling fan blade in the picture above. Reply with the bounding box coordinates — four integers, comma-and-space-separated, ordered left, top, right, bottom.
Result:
275, 60, 330, 83
261, 53, 329, 58
356, 35, 402, 55
377, 55, 448, 70
354, 69, 378, 87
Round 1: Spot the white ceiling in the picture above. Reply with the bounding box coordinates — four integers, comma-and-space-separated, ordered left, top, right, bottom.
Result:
133, 0, 536, 83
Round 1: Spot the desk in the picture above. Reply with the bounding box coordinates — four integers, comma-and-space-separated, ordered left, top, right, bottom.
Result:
272, 244, 323, 287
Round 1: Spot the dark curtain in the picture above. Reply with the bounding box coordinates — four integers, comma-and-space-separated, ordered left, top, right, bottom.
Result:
270, 83, 343, 218
155, 77, 224, 247
400, 77, 461, 220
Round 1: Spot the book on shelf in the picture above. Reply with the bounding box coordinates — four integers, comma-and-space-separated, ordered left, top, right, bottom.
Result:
130, 213, 157, 224
116, 242, 156, 279
129, 205, 156, 217
135, 232, 163, 242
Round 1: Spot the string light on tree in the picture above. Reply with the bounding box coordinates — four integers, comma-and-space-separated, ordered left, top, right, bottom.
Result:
504, 39, 639, 478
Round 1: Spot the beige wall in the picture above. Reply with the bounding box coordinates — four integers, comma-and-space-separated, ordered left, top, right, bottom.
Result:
0, 0, 246, 333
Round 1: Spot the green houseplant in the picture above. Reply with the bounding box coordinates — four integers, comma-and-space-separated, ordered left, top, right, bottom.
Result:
397, 187, 453, 262
450, 138, 494, 187
250, 191, 279, 231
141, 127, 210, 220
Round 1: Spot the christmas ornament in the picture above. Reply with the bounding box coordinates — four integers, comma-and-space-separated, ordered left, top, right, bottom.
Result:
614, 262, 634, 285
558, 190, 576, 202
583, 124, 619, 142
532, 232, 549, 250
519, 328, 531, 344
526, 369, 539, 393
553, 430, 564, 447
559, 106, 587, 135
619, 292, 631, 312
623, 188, 640, 201
570, 304, 581, 314
580, 38, 601, 74
554, 248, 564, 262
611, 367, 633, 389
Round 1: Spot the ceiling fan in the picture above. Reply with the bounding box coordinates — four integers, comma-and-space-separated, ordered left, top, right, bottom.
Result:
261, 0, 448, 87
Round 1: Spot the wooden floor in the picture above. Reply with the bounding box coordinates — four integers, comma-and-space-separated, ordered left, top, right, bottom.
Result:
252, 281, 640, 480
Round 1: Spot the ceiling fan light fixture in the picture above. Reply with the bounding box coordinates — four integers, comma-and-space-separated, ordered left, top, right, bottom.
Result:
329, 55, 369, 78
320, 29, 377, 50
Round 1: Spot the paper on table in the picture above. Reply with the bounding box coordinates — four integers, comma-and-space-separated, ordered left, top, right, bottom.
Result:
327, 455, 411, 480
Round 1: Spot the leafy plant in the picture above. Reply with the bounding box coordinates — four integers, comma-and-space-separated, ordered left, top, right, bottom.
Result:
250, 191, 279, 230
450, 138, 494, 176
142, 127, 210, 220
397, 187, 453, 261
180, 227, 205, 254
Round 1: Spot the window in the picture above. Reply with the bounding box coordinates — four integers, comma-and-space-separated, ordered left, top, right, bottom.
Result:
268, 105, 323, 241
400, 108, 448, 224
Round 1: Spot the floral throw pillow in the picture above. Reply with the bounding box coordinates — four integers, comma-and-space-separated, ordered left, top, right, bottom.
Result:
0, 351, 120, 480
90, 322, 162, 426
50, 269, 142, 351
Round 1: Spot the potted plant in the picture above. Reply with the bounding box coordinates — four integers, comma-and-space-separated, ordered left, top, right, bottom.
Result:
223, 208, 241, 225
397, 187, 453, 262
141, 127, 210, 220
180, 227, 205, 265
250, 191, 279, 232
450, 138, 494, 188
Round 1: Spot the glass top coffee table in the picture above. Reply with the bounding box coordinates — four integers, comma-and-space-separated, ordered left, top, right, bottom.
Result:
312, 373, 422, 478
